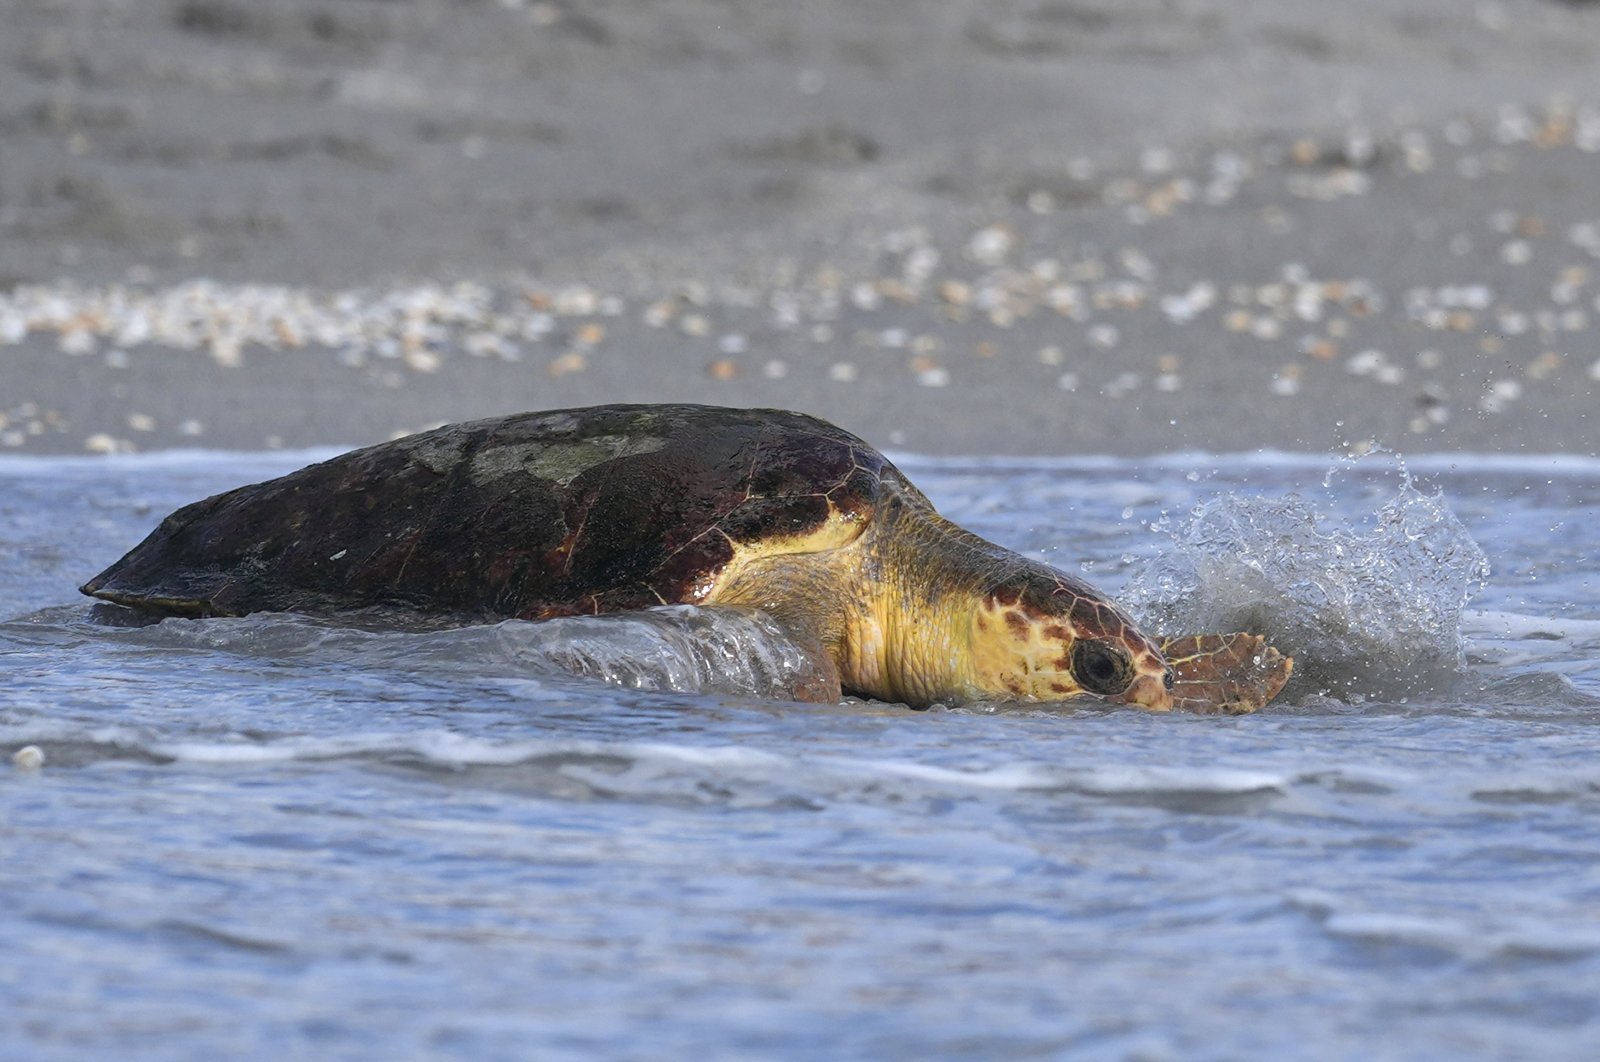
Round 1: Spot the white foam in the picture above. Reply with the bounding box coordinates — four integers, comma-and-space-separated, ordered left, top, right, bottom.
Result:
843, 759, 1055, 790
153, 741, 313, 763
151, 730, 592, 766
1055, 765, 1286, 795
819, 758, 1286, 796
630, 743, 791, 770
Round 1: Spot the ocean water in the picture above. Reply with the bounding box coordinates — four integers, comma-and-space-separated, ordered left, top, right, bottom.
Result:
3, 448, 1599, 1060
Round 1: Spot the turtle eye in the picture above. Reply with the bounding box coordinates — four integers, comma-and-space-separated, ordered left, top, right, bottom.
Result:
1071, 639, 1134, 696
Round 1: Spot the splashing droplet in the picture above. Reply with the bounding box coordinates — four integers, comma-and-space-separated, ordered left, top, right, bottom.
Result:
1125, 461, 1488, 701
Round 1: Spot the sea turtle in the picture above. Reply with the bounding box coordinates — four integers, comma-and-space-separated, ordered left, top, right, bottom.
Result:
82, 404, 1291, 713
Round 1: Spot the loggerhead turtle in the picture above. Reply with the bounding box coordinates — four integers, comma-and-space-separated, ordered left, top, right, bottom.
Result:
82, 404, 1291, 713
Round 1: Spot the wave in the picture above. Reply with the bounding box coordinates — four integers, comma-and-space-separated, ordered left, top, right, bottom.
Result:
1286, 890, 1600, 962
32, 603, 836, 705
16, 720, 1600, 810
0, 722, 1290, 802
13, 707, 1600, 824
1466, 610, 1600, 642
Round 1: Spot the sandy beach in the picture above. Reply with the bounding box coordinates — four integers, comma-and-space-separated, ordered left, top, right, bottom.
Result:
2, 0, 1597, 456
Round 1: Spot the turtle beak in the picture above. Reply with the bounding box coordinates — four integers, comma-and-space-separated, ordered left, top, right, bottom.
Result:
1113, 671, 1174, 712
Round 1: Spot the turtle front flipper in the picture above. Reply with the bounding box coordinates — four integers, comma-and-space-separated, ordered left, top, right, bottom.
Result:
1160, 633, 1292, 715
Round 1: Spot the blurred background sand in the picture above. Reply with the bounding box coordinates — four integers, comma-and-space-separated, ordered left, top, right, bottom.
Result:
1, 0, 1597, 455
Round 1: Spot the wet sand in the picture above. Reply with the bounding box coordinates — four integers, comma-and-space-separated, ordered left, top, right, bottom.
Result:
2, 0, 1597, 456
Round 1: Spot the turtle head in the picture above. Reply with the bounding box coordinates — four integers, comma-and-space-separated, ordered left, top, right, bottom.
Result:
966, 572, 1174, 710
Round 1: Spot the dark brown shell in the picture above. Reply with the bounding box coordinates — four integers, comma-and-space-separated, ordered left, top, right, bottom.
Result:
82, 405, 895, 621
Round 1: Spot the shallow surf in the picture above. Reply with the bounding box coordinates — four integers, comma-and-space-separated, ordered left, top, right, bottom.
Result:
3, 449, 1598, 1058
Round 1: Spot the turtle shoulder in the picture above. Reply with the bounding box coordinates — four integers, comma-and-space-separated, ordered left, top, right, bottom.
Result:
562, 404, 897, 610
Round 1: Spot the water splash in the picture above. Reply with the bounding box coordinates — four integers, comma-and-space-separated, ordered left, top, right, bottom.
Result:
63, 603, 833, 704
496, 605, 834, 702
1124, 457, 1489, 701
